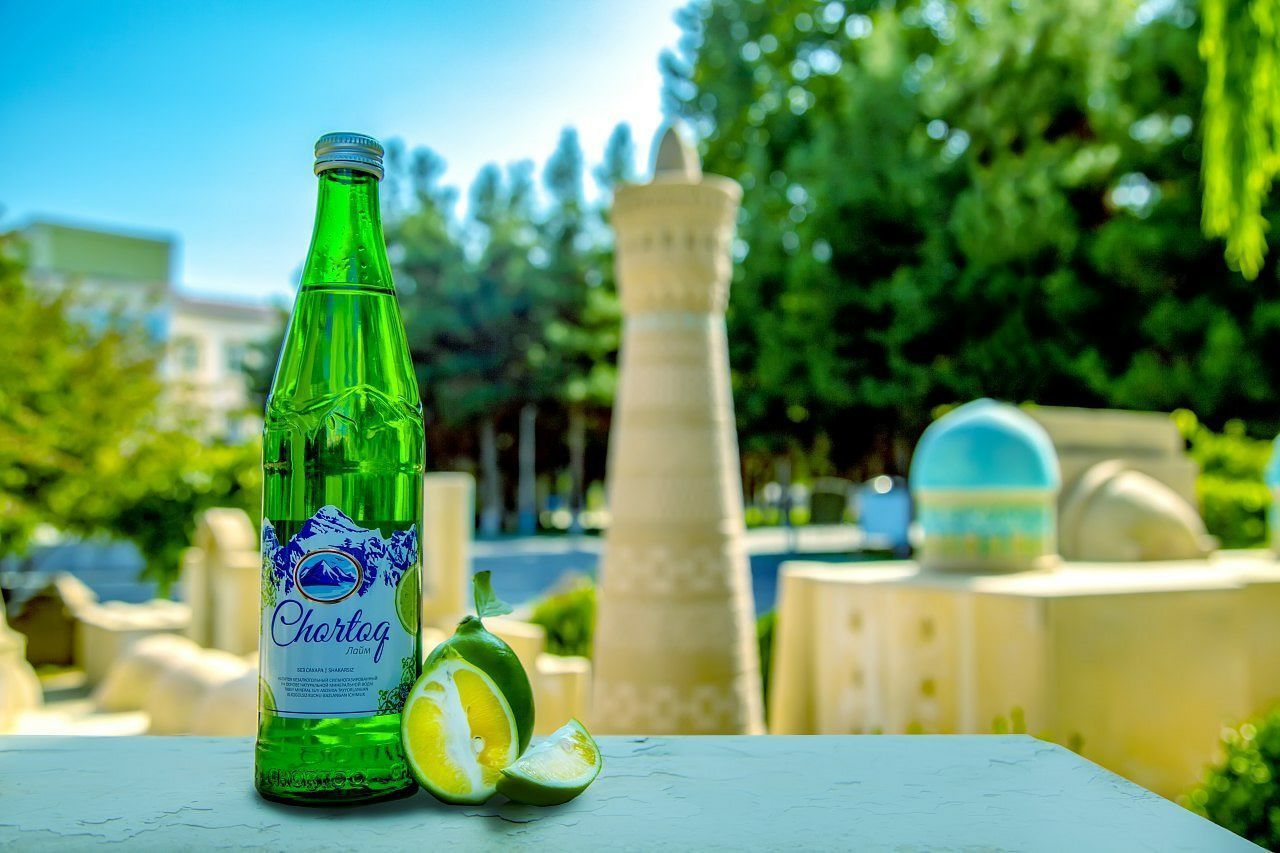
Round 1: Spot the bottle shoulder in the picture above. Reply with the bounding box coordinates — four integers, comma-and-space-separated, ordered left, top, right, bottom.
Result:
266, 385, 423, 428
264, 386, 423, 469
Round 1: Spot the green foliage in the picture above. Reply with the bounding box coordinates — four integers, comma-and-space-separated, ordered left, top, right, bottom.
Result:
528, 578, 595, 658
106, 436, 260, 594
390, 148, 543, 430
384, 130, 625, 515
1184, 707, 1280, 849
757, 609, 776, 715
990, 707, 1084, 752
526, 583, 778, 715
991, 707, 1028, 735
663, 0, 1280, 476
544, 127, 621, 414
1174, 410, 1272, 548
1199, 474, 1270, 549
242, 309, 288, 411
1199, 0, 1280, 279
0, 233, 261, 592
0, 233, 163, 556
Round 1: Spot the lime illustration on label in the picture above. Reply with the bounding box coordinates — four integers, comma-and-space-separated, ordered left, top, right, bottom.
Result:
261, 505, 418, 718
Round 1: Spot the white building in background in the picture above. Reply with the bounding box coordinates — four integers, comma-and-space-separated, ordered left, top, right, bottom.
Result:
17, 219, 282, 440
164, 293, 280, 441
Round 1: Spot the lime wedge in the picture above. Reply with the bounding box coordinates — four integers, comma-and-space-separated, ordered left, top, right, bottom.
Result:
395, 566, 419, 636
401, 648, 519, 805
496, 718, 602, 806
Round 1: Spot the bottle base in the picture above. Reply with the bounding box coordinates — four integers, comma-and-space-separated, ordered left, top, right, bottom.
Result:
256, 780, 419, 808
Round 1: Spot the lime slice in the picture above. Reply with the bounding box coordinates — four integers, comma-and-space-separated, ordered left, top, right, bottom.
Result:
496, 718, 602, 806
260, 678, 276, 711
395, 566, 419, 636
401, 648, 519, 805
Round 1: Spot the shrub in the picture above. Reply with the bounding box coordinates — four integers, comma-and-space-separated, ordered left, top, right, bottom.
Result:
527, 579, 779, 716
1173, 410, 1272, 549
1184, 707, 1280, 849
758, 610, 776, 717
528, 577, 596, 658
1199, 474, 1271, 549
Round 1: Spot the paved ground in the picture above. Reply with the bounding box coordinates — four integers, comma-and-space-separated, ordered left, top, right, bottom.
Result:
3, 526, 879, 615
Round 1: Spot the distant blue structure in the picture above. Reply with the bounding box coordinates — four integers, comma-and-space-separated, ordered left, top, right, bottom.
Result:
910, 399, 1061, 573
856, 475, 911, 556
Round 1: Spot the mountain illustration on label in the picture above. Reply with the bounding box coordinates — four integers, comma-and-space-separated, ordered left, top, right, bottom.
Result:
263, 506, 418, 602
294, 550, 361, 602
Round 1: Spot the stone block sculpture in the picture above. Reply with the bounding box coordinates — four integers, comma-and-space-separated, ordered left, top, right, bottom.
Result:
76, 599, 191, 685
591, 124, 764, 734
1059, 460, 1215, 561
186, 507, 259, 655
0, 606, 42, 732
421, 472, 474, 630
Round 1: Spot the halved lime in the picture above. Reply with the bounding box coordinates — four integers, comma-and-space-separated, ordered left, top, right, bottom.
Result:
425, 615, 535, 754
496, 718, 602, 806
401, 647, 519, 805
395, 566, 419, 636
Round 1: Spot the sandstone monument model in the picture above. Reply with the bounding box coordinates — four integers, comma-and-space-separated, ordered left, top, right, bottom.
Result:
591, 124, 763, 735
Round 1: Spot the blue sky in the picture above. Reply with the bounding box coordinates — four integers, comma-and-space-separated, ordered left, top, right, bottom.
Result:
0, 1, 687, 301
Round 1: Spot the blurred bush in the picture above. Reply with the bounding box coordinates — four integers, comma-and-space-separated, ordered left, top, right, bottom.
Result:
1173, 410, 1272, 548
1184, 708, 1280, 849
528, 577, 596, 658
107, 436, 261, 594
528, 577, 779, 713
758, 610, 776, 716
0, 232, 261, 594
0, 232, 160, 556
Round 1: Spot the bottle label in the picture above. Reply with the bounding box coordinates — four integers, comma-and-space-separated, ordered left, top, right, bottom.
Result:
260, 505, 418, 718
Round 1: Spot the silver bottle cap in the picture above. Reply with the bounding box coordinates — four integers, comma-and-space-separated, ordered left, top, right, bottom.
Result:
313, 132, 384, 180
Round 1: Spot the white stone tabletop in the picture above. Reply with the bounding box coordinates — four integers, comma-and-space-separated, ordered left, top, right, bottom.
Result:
0, 734, 1256, 851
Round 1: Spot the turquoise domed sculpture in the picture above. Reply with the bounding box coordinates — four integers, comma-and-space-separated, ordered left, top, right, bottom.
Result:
910, 399, 1061, 573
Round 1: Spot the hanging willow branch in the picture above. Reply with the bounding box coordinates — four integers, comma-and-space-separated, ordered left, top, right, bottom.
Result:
1200, 0, 1280, 280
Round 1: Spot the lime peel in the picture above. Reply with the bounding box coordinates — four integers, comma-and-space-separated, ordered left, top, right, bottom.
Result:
496, 718, 602, 806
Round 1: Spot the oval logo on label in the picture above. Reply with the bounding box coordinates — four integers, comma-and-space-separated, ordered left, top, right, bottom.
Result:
294, 549, 362, 603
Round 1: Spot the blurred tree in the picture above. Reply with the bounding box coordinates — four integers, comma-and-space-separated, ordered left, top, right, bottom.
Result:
595, 123, 638, 193
0, 232, 160, 557
1199, 0, 1280, 279
544, 126, 624, 531
106, 435, 261, 593
242, 307, 288, 410
469, 158, 550, 534
0, 233, 260, 591
387, 144, 556, 534
1184, 704, 1280, 848
664, 0, 1280, 478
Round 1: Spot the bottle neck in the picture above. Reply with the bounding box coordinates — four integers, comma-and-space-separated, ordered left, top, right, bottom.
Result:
300, 169, 393, 290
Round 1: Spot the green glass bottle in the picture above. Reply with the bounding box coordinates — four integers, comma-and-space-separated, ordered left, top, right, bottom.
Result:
255, 133, 423, 806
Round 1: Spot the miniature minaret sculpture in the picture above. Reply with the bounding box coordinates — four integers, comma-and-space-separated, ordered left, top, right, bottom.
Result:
591, 124, 764, 734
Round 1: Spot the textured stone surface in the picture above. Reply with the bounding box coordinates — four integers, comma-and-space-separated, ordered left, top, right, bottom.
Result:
0, 735, 1254, 851
769, 557, 1280, 798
